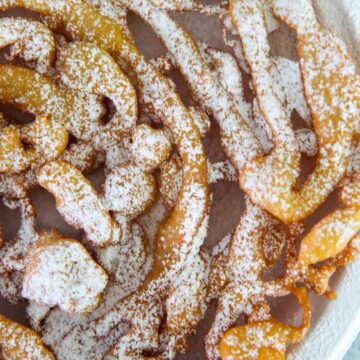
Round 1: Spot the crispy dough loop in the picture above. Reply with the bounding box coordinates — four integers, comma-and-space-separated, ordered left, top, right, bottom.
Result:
0, 64, 104, 143
37, 161, 121, 247
0, 126, 35, 173
230, 0, 359, 222
0, 115, 68, 174
0, 19, 68, 173
285, 149, 360, 295
0, 66, 69, 173
0, 17, 55, 73
58, 41, 138, 148
219, 287, 311, 360
0, 314, 55, 360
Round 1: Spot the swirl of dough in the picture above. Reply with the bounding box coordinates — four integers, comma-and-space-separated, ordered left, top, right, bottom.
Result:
0, 64, 106, 144
230, 0, 359, 222
0, 66, 69, 173
0, 17, 55, 73
58, 41, 138, 148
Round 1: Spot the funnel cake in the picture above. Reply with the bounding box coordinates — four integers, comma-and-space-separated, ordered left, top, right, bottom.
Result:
0, 0, 358, 359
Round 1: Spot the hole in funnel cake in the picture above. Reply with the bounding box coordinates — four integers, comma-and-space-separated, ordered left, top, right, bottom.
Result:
0, 200, 21, 243
302, 189, 341, 233
127, 11, 166, 59
268, 24, 298, 61
0, 105, 35, 126
204, 182, 244, 252
101, 98, 117, 126
86, 167, 106, 194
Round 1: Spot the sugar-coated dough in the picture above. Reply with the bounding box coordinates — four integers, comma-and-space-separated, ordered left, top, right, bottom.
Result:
23, 238, 108, 314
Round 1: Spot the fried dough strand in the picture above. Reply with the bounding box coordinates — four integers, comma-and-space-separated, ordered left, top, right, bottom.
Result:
230, 0, 359, 222
37, 161, 121, 247
0, 314, 55, 360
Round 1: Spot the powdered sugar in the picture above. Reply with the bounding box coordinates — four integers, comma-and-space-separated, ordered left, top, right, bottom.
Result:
131, 124, 171, 171
0, 17, 55, 74
22, 238, 108, 313
103, 163, 156, 218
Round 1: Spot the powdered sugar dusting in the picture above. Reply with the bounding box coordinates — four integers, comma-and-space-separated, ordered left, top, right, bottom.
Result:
0, 0, 358, 358
0, 17, 55, 74
0, 314, 55, 359
22, 238, 108, 314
